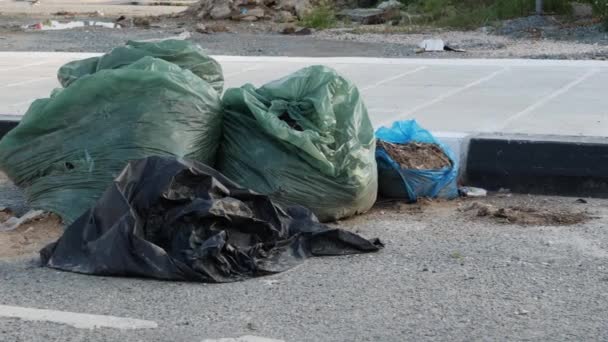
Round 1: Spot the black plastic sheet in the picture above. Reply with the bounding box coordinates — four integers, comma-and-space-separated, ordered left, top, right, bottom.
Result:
41, 157, 382, 282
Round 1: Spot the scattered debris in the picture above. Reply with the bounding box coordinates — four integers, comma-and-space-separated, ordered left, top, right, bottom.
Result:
0, 212, 63, 259
281, 25, 311, 35
575, 198, 588, 204
53, 11, 76, 16
196, 23, 209, 33
417, 39, 465, 53
281, 24, 296, 34
23, 20, 121, 30
459, 186, 487, 198
133, 17, 151, 27
182, 0, 311, 23
294, 27, 312, 35
462, 202, 591, 226
0, 210, 46, 232
194, 22, 230, 34
516, 308, 530, 316
378, 141, 451, 170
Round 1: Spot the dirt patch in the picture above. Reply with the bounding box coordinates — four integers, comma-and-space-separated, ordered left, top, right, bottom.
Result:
0, 212, 63, 259
462, 202, 591, 226
378, 141, 451, 170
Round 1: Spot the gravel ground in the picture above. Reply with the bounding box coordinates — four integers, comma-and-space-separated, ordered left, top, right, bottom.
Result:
1, 14, 608, 59
1, 193, 607, 341
315, 27, 608, 59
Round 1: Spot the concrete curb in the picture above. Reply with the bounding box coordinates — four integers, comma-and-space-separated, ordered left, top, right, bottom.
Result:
465, 133, 608, 198
1, 117, 607, 199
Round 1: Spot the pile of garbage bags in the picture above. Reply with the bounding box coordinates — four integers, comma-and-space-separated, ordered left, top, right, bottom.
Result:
0, 40, 460, 282
41, 157, 382, 282
0, 41, 377, 225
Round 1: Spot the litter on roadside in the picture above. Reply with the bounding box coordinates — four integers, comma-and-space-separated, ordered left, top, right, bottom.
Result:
23, 20, 121, 30
0, 209, 46, 232
417, 39, 465, 53
459, 186, 488, 198
375, 120, 459, 202
461, 202, 591, 226
41, 157, 383, 282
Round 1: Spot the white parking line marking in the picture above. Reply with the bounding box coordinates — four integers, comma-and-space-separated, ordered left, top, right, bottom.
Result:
497, 68, 600, 130
362, 66, 427, 90
378, 67, 508, 127
4, 77, 55, 88
0, 61, 53, 72
0, 305, 158, 330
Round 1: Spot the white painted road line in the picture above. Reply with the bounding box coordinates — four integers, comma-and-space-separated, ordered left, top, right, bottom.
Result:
497, 68, 601, 130
0, 61, 53, 72
362, 66, 427, 90
4, 76, 55, 88
378, 67, 509, 127
0, 304, 158, 330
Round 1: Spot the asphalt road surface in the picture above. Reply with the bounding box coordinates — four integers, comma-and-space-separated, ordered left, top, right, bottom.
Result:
1, 194, 607, 341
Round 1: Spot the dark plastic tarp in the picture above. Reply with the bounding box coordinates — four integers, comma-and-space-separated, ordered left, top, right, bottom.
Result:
218, 65, 378, 222
0, 45, 223, 224
40, 157, 382, 282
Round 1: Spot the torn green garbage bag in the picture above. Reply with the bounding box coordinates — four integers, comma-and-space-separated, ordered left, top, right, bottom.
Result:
58, 39, 224, 93
375, 120, 458, 201
40, 156, 383, 282
0, 56, 222, 224
217, 65, 378, 222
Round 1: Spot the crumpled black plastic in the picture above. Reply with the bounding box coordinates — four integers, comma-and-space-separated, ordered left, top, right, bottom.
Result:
40, 156, 382, 282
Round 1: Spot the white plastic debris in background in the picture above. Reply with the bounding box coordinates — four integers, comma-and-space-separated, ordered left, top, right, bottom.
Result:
417, 39, 466, 53
459, 186, 488, 198
0, 210, 45, 232
24, 20, 121, 30
418, 39, 446, 51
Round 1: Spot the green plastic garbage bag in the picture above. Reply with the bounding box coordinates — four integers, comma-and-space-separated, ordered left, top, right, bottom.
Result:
217, 65, 377, 222
0, 57, 222, 224
58, 39, 224, 93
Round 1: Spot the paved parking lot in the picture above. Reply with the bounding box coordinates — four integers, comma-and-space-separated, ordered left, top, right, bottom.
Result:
2, 52, 608, 136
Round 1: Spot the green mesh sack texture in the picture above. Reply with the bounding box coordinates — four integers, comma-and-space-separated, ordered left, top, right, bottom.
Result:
217, 65, 377, 222
0, 57, 222, 224
58, 39, 224, 93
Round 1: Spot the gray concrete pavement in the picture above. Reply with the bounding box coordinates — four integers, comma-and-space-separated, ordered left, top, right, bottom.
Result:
1, 195, 607, 341
1, 52, 608, 136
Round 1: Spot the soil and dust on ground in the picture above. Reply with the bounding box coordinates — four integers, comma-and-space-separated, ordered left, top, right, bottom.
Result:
460, 201, 592, 226
378, 140, 451, 170
0, 210, 63, 260
0, 173, 63, 260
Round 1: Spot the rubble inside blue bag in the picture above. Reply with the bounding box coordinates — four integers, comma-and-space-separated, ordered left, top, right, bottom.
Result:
0, 39, 468, 283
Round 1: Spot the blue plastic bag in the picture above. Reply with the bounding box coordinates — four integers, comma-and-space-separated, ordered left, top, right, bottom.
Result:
375, 120, 458, 201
